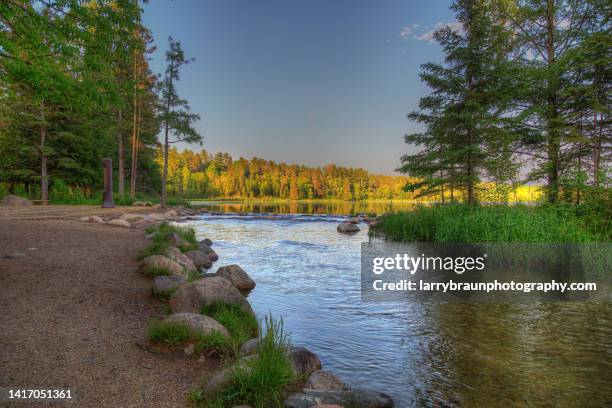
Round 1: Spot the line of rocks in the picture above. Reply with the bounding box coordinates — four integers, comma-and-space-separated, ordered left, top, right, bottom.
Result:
336, 214, 380, 234
79, 206, 393, 408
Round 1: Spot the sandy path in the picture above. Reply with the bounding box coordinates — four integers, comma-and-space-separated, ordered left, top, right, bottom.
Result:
0, 218, 216, 407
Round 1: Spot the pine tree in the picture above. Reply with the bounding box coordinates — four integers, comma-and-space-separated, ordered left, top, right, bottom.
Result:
158, 37, 202, 207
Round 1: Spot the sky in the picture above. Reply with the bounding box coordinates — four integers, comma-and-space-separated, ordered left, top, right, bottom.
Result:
143, 0, 455, 175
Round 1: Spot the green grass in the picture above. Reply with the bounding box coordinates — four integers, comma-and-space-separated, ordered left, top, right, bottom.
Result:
138, 222, 198, 261
194, 315, 294, 408
147, 320, 231, 353
201, 303, 259, 353
155, 287, 178, 301
142, 266, 172, 277
370, 204, 605, 243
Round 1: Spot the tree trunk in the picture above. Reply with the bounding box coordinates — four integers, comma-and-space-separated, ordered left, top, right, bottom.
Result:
130, 93, 139, 198
593, 112, 600, 188
545, 0, 560, 203
117, 109, 125, 196
40, 102, 48, 203
161, 68, 173, 209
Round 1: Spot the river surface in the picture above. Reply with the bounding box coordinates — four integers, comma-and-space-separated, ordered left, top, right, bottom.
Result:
180, 202, 612, 407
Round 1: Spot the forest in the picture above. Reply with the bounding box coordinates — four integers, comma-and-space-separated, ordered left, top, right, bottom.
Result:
0, 0, 609, 206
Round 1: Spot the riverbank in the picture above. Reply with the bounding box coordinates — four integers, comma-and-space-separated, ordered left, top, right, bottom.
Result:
369, 204, 611, 242
0, 217, 218, 407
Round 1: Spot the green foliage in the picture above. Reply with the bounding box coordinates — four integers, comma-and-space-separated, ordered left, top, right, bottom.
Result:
371, 205, 604, 243
155, 287, 178, 301
147, 320, 230, 353
142, 266, 173, 278
137, 240, 171, 262
201, 303, 259, 353
197, 315, 294, 408
138, 222, 198, 260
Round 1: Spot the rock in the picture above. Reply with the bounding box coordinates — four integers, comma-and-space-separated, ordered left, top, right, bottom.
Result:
165, 312, 230, 337
168, 232, 189, 248
345, 217, 360, 224
367, 219, 380, 227
107, 219, 131, 228
164, 210, 178, 218
337, 223, 360, 234
131, 219, 158, 230
152, 204, 161, 209
311, 405, 344, 408
169, 277, 253, 314
165, 246, 197, 272
304, 371, 347, 391
184, 344, 196, 356
79, 215, 103, 223
198, 242, 219, 262
184, 250, 213, 270
1, 195, 32, 206
201, 238, 213, 246
132, 201, 146, 206
120, 213, 146, 223
153, 275, 187, 296
284, 389, 394, 408
215, 264, 256, 294
204, 357, 253, 396
289, 347, 322, 377
147, 213, 166, 221
140, 255, 185, 277
240, 338, 260, 356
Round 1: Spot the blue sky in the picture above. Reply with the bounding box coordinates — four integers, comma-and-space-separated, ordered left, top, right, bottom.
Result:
143, 0, 454, 174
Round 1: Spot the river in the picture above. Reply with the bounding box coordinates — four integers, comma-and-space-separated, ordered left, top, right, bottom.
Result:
178, 201, 612, 407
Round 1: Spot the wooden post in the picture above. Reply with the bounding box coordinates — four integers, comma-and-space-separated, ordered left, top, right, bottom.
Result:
102, 158, 115, 208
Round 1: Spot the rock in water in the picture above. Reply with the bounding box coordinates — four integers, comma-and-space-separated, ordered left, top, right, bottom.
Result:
184, 250, 213, 269
304, 370, 347, 391
165, 246, 197, 272
202, 238, 213, 246
1, 195, 33, 206
284, 389, 394, 408
289, 347, 322, 377
140, 255, 185, 277
153, 275, 186, 296
337, 223, 360, 233
198, 242, 219, 262
345, 217, 360, 224
215, 264, 256, 294
164, 312, 230, 337
169, 277, 253, 314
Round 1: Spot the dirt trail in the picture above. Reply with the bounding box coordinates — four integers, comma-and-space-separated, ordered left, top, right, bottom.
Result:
0, 217, 215, 407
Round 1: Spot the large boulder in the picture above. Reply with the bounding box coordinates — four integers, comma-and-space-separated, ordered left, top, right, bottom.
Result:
140, 255, 184, 277
1, 195, 32, 206
165, 246, 197, 272
169, 277, 253, 314
107, 218, 131, 228
164, 312, 230, 337
284, 389, 394, 408
201, 238, 213, 246
215, 264, 256, 294
198, 242, 219, 262
153, 275, 186, 296
337, 223, 360, 234
289, 347, 322, 377
184, 250, 213, 270
304, 371, 347, 391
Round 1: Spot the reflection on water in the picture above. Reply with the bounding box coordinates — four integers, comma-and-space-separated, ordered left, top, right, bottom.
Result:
179, 211, 612, 407
190, 200, 416, 216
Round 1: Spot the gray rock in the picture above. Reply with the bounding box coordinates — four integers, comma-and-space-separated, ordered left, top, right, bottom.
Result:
140, 255, 184, 277
240, 338, 260, 356
345, 217, 360, 224
147, 212, 166, 221
202, 238, 213, 246
165, 246, 197, 272
169, 277, 253, 314
203, 357, 252, 396
131, 219, 158, 230
337, 223, 360, 233
153, 275, 187, 296
120, 213, 146, 223
284, 389, 394, 408
184, 250, 213, 269
198, 242, 219, 262
289, 347, 321, 377
304, 370, 347, 391
216, 264, 256, 294
107, 218, 131, 228
1, 195, 32, 206
165, 312, 230, 337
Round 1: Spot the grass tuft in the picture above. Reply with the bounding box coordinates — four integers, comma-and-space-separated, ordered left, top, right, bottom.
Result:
142, 266, 172, 277
147, 320, 231, 354
201, 303, 259, 353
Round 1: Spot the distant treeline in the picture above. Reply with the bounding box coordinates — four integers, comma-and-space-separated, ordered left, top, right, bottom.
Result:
158, 148, 415, 200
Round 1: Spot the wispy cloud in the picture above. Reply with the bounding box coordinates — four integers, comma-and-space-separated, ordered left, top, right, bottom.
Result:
408, 21, 464, 43
399, 24, 420, 39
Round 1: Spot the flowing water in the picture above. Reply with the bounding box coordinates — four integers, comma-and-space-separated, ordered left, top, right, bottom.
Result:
179, 202, 612, 407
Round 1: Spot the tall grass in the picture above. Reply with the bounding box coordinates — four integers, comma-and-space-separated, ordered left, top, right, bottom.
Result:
197, 315, 294, 408
201, 303, 259, 353
147, 320, 231, 353
371, 204, 604, 243
138, 222, 198, 260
